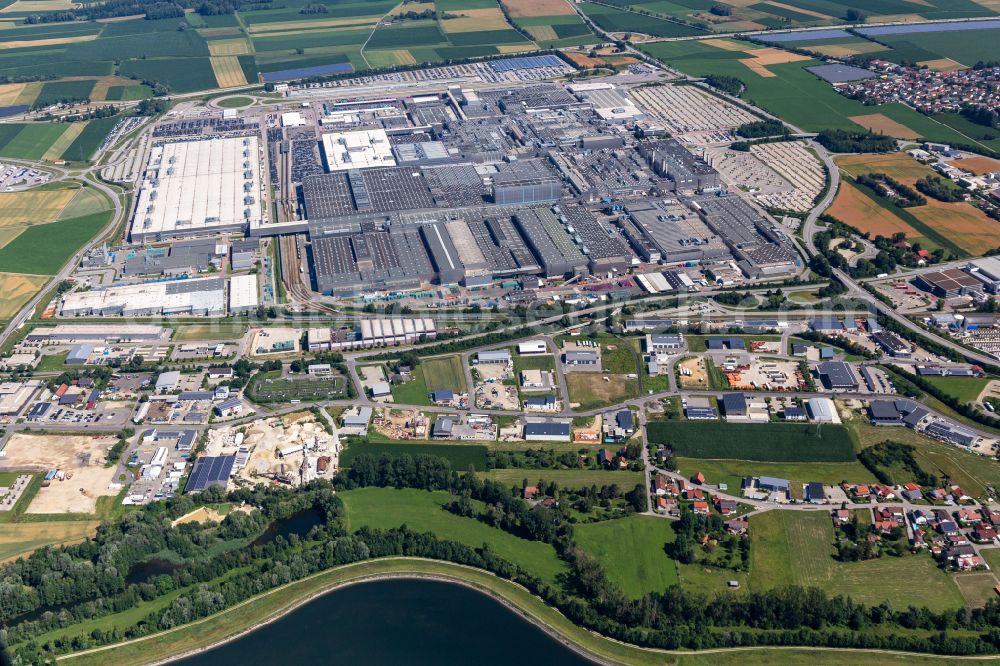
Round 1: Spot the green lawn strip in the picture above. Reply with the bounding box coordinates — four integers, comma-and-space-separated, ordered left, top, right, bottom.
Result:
421, 355, 466, 393
340, 488, 567, 583
647, 422, 855, 462
35, 350, 69, 372
921, 376, 991, 404
674, 457, 877, 492
749, 511, 967, 612
483, 468, 644, 488
576, 516, 678, 598
389, 365, 431, 404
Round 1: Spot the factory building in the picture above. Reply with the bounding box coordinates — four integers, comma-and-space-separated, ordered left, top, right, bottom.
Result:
310, 223, 435, 296
25, 324, 167, 343
512, 207, 588, 278
420, 221, 466, 285
360, 318, 437, 347
618, 201, 729, 265
639, 139, 721, 193
60, 277, 227, 317
320, 129, 396, 171
130, 136, 265, 242
914, 268, 984, 298
492, 171, 561, 205
228, 274, 259, 314
121, 238, 225, 277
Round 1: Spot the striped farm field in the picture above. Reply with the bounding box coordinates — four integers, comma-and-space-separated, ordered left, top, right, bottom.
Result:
211, 56, 248, 88
526, 25, 557, 40
0, 273, 48, 319
393, 48, 416, 64
42, 121, 86, 161
440, 7, 511, 32
246, 16, 381, 34
208, 37, 252, 56
0, 81, 32, 106
0, 33, 96, 49
0, 188, 76, 227
501, 0, 575, 17
0, 227, 23, 250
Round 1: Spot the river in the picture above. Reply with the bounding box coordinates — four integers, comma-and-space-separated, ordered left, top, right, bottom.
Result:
172, 579, 594, 665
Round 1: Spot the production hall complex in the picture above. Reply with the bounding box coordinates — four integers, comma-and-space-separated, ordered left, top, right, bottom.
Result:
120, 55, 802, 302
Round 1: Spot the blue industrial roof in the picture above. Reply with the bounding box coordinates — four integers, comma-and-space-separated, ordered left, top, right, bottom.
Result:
524, 422, 570, 437
185, 455, 235, 493
488, 54, 564, 73
721, 393, 747, 414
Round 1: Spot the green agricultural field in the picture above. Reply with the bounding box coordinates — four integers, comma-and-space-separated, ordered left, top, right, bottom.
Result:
749, 510, 968, 612
647, 421, 855, 462
32, 80, 96, 108
0, 123, 67, 160
921, 375, 991, 404
340, 487, 568, 582
252, 27, 371, 52
873, 28, 1000, 68
104, 85, 153, 101
0, 210, 110, 275
578, 2, 706, 36
60, 116, 120, 163
422, 355, 466, 394
366, 22, 446, 50
341, 440, 488, 470
674, 457, 876, 492
119, 58, 219, 94
446, 29, 530, 47
483, 468, 644, 488
576, 516, 678, 598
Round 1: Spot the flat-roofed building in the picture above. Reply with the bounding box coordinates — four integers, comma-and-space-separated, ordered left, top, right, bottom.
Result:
25, 324, 167, 342
321, 129, 396, 171
130, 137, 265, 241
0, 381, 40, 417
228, 274, 259, 314
914, 268, 984, 298
518, 340, 547, 355
645, 333, 684, 354
816, 362, 859, 391
59, 278, 226, 317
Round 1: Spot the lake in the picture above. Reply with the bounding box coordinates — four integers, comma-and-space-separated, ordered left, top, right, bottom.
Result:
172, 578, 594, 665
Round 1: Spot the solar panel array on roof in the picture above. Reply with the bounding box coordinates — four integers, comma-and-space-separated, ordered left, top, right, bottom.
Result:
185, 455, 235, 493
488, 55, 565, 73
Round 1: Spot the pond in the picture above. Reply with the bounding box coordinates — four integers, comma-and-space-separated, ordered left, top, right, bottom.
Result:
251, 507, 325, 547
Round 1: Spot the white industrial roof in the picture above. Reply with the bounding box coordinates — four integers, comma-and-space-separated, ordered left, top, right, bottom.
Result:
131, 136, 264, 239
321, 129, 396, 171
228, 274, 259, 310
806, 397, 840, 423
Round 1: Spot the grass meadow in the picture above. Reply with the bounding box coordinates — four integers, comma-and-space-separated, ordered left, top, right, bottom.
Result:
576, 516, 678, 598
340, 487, 568, 582
646, 422, 855, 462
749, 511, 967, 611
